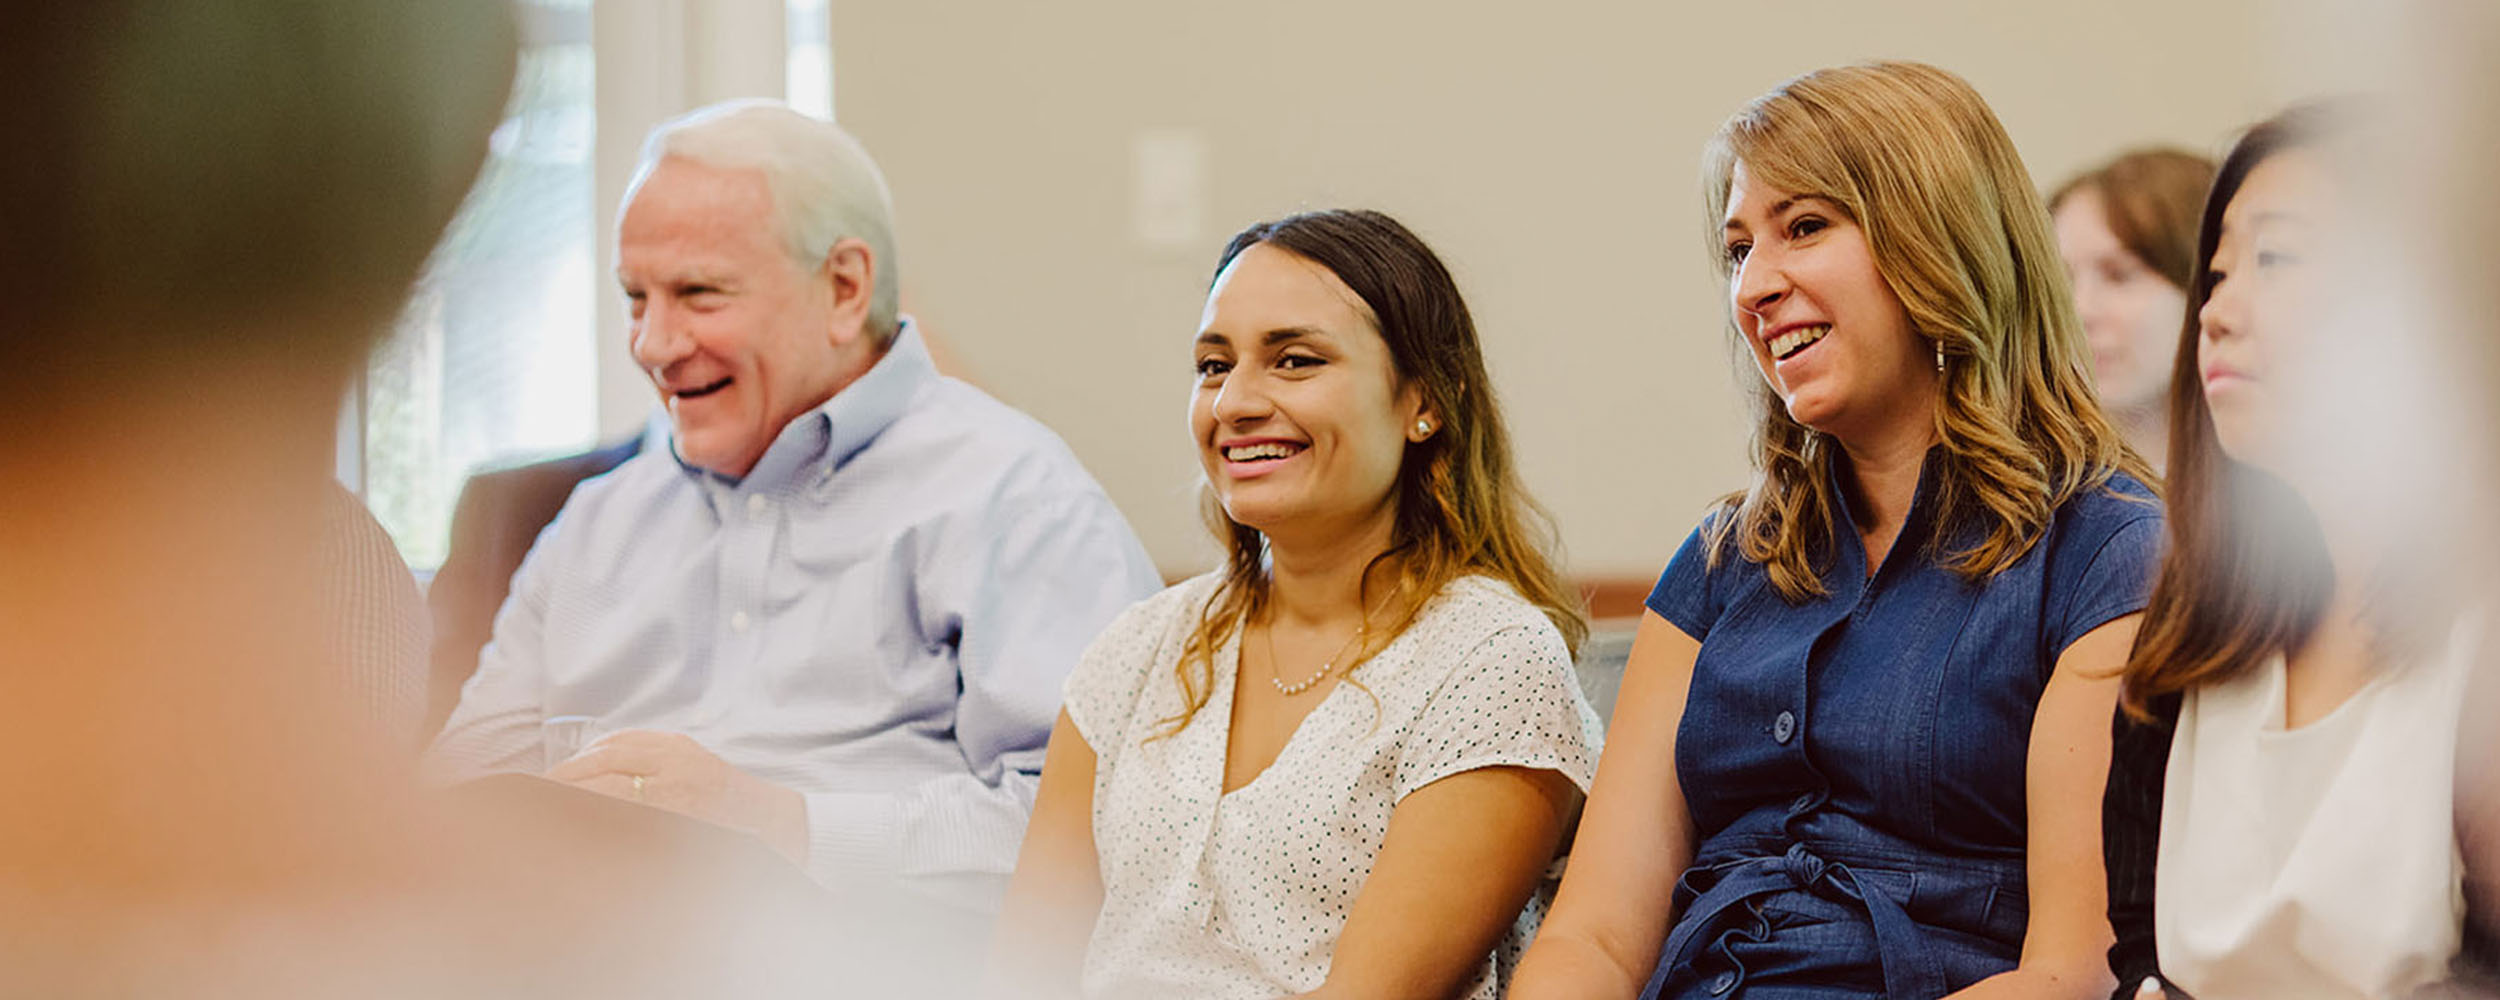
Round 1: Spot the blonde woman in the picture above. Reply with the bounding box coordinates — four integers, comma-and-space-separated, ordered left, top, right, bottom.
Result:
1513, 62, 2159, 999
991, 209, 1603, 999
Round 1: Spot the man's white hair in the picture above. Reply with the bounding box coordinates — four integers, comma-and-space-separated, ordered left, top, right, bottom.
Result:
627, 99, 901, 342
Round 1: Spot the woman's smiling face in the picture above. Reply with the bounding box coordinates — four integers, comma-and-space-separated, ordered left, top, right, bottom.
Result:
1190, 242, 1427, 538
1720, 162, 1935, 445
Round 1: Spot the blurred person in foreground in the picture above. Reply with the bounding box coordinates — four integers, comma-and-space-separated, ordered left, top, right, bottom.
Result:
422, 100, 1162, 963
2102, 100, 2494, 1000
2434, 3, 2500, 993
2051, 149, 2217, 471
0, 3, 855, 996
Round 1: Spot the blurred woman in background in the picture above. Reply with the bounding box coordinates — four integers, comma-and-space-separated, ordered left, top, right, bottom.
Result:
2051, 149, 2217, 470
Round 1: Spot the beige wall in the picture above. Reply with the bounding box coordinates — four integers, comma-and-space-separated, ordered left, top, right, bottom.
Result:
831, 1, 2300, 580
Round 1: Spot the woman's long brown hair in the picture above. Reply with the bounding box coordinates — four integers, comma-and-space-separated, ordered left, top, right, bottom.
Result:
2118, 103, 2358, 717
1155, 209, 1587, 736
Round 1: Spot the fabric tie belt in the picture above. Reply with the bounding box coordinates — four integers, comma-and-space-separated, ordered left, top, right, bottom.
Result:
1640, 841, 1964, 999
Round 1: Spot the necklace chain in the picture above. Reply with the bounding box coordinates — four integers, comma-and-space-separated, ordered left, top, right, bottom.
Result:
1263, 596, 1389, 697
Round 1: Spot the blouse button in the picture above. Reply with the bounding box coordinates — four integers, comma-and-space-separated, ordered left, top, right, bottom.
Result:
1711, 970, 1739, 995
1773, 710, 1796, 744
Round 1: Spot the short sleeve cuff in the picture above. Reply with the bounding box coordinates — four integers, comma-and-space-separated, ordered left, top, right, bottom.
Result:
2061, 593, 2152, 655
1393, 748, 1601, 803
1647, 518, 1725, 640
1060, 669, 1110, 751
2056, 514, 2165, 655
1389, 622, 1606, 803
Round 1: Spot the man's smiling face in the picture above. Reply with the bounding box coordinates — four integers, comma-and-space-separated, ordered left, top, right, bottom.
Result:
617, 156, 844, 479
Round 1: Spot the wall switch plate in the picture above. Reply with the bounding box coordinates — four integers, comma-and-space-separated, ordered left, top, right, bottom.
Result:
1132, 130, 1207, 250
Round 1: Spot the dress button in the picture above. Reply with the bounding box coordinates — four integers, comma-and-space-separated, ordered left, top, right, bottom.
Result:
747, 493, 771, 517
730, 610, 752, 633
1710, 970, 1738, 995
1773, 710, 1796, 744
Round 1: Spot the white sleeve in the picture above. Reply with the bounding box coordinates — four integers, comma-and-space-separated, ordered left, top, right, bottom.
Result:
1060, 591, 1175, 763
1391, 623, 1605, 801
418, 528, 559, 784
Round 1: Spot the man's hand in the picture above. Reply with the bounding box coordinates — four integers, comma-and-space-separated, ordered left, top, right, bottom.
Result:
546, 730, 810, 867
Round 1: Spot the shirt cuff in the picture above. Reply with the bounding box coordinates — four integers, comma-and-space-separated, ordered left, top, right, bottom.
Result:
802, 790, 902, 889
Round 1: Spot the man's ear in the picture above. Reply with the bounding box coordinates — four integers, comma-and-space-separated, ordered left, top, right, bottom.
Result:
821, 237, 876, 345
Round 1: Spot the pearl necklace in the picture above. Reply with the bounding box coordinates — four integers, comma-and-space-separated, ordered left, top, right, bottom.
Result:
1264, 598, 1387, 697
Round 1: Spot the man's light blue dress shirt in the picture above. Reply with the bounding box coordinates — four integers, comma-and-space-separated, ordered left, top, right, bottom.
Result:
425, 322, 1161, 909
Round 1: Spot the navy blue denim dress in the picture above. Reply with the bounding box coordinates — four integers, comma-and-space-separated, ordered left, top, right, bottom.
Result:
1638, 454, 2160, 999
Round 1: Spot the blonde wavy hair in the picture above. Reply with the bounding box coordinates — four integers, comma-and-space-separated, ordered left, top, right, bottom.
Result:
1155, 209, 1588, 737
1701, 61, 2154, 599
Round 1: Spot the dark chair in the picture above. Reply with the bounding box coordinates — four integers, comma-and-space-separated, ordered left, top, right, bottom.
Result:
424, 433, 643, 734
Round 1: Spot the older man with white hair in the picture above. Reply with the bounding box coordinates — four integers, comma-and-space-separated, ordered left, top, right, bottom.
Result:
424, 101, 1159, 923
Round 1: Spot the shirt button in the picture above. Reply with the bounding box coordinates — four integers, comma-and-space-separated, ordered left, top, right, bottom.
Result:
1710, 970, 1738, 995
1773, 710, 1796, 744
730, 610, 752, 633
746, 494, 771, 517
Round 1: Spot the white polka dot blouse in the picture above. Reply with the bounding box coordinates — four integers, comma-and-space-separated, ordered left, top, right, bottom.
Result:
1062, 572, 1604, 999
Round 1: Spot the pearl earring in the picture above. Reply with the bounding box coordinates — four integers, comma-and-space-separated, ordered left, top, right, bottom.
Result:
1415, 418, 1433, 437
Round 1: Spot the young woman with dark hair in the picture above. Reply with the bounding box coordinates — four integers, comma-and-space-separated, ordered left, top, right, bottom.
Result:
990, 209, 1602, 999
2101, 101, 2486, 1000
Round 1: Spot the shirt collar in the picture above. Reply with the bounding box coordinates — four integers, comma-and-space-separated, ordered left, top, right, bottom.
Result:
638, 407, 673, 458
667, 316, 937, 499
1822, 442, 1950, 571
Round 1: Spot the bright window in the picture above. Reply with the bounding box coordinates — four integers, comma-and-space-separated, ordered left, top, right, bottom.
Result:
788, 0, 834, 120
360, 0, 598, 569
